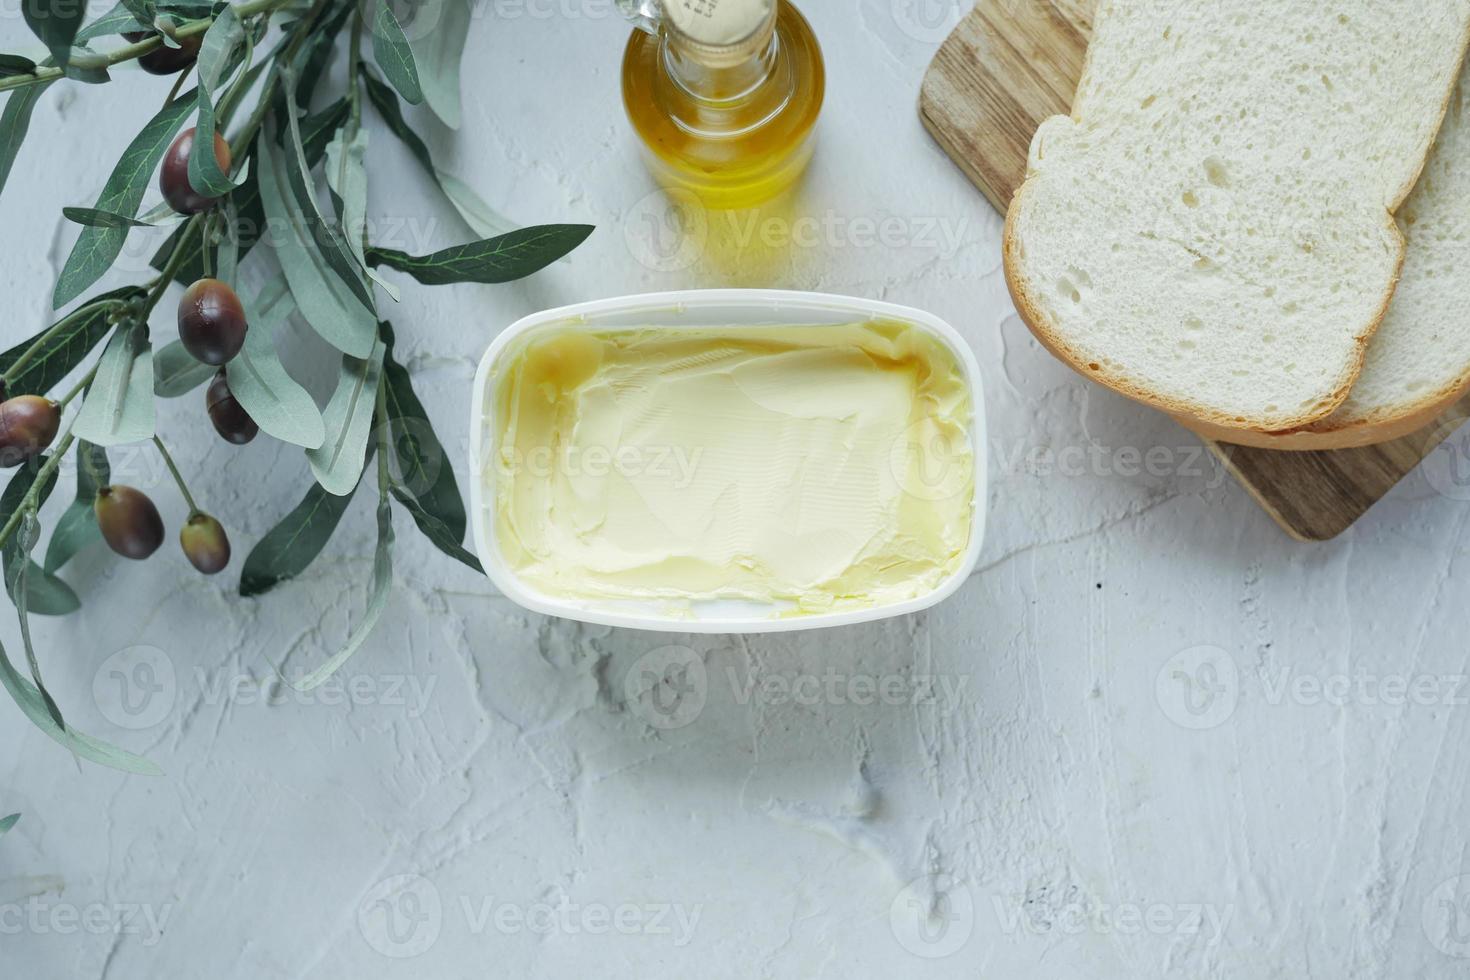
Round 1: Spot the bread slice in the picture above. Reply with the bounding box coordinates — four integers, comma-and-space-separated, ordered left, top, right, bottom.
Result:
1184, 65, 1470, 450
1004, 1, 1470, 433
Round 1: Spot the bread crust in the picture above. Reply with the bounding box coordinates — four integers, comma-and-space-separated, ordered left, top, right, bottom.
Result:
1002, 182, 1397, 433
1180, 369, 1470, 450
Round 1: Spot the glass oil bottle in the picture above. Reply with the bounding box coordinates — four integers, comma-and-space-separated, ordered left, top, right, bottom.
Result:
619, 0, 824, 210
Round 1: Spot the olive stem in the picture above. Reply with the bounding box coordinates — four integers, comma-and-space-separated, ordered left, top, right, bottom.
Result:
0, 432, 74, 553
2, 300, 128, 386
0, 37, 175, 96
347, 8, 363, 135
152, 435, 199, 515
162, 61, 193, 107
200, 211, 214, 279
215, 19, 257, 126
59, 365, 98, 408
373, 373, 390, 496
228, 76, 274, 159
0, 0, 291, 96
145, 216, 202, 314
223, 0, 329, 162
218, 26, 294, 133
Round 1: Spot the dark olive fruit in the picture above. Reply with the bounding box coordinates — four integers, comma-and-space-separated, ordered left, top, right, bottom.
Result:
123, 31, 202, 75
178, 278, 248, 365
206, 369, 258, 444
0, 395, 61, 468
94, 486, 165, 560
179, 513, 230, 574
159, 127, 230, 214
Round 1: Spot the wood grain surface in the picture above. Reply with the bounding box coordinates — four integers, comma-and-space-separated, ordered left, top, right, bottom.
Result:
919, 0, 1470, 541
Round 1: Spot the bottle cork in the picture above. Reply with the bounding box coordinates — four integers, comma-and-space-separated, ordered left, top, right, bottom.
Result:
662, 0, 777, 67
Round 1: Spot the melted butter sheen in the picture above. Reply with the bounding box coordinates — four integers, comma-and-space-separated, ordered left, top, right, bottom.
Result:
492, 321, 974, 614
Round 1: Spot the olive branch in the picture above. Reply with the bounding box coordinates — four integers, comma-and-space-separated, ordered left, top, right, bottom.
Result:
0, 0, 592, 773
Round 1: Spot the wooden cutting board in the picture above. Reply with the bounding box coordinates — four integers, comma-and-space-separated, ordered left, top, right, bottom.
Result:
918, 0, 1470, 541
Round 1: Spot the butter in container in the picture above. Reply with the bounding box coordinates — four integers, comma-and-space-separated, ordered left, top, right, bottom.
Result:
469, 291, 987, 632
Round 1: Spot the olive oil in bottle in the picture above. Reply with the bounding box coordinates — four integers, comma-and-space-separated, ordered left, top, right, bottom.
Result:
620, 0, 824, 209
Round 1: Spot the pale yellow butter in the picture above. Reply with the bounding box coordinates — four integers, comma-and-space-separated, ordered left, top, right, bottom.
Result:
491, 320, 974, 614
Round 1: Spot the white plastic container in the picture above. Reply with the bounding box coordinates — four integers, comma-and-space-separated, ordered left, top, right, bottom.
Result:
468, 290, 987, 633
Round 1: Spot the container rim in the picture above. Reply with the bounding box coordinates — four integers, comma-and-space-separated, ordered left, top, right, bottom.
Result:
467, 289, 988, 633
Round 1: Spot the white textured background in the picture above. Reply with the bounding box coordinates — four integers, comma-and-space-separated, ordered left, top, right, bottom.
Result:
4, 2, 1470, 977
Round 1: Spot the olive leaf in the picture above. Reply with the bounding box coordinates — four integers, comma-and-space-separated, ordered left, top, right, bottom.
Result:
226, 281, 325, 449
216, 196, 240, 287
0, 813, 18, 837
53, 88, 199, 308
323, 128, 369, 268
62, 206, 153, 228
152, 340, 213, 397
220, 51, 275, 120
0, 457, 78, 616
156, 0, 213, 16
0, 458, 54, 538
367, 225, 594, 285
23, 0, 85, 69
279, 77, 375, 313
135, 199, 187, 226
153, 99, 348, 286
380, 321, 466, 542
390, 485, 479, 572
188, 5, 245, 198
6, 553, 79, 615
256, 122, 378, 357
307, 338, 385, 495
61, 54, 109, 85
0, 286, 142, 397
73, 323, 155, 446
360, 67, 433, 173
74, 2, 149, 43
405, 0, 469, 129
239, 460, 366, 597
372, 0, 422, 105
0, 55, 39, 79
361, 68, 510, 237
325, 126, 398, 301
0, 635, 160, 774
282, 0, 355, 115
118, 0, 156, 27
272, 93, 340, 169
16, 512, 65, 728
293, 494, 392, 691
434, 170, 511, 238
45, 441, 107, 573
298, 99, 353, 166
0, 80, 55, 207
